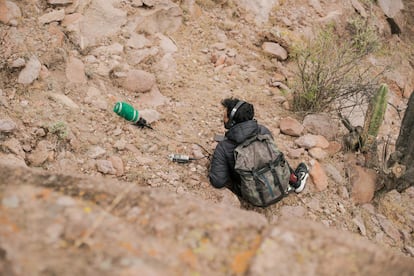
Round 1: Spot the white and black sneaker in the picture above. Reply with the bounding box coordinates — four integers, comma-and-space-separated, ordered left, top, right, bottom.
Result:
293, 163, 309, 193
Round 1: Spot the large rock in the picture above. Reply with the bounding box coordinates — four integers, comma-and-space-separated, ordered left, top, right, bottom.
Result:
27, 140, 54, 166
236, 0, 279, 25
65, 56, 87, 83
351, 0, 367, 18
0, 0, 21, 26
378, 0, 405, 34
303, 113, 341, 141
154, 53, 177, 83
67, 0, 127, 49
248, 219, 414, 275
134, 2, 182, 34
0, 164, 413, 275
17, 56, 41, 85
279, 117, 303, 137
119, 69, 156, 93
262, 42, 288, 60
351, 166, 377, 204
0, 118, 17, 133
38, 9, 65, 24
377, 189, 414, 237
309, 160, 328, 191
295, 134, 330, 149
378, 0, 404, 18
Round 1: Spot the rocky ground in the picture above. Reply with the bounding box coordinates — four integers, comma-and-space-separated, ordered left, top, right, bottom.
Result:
1, 0, 414, 275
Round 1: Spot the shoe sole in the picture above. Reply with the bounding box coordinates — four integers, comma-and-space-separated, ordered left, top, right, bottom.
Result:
295, 173, 308, 193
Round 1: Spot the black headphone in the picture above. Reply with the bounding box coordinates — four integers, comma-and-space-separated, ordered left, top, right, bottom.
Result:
225, 100, 245, 129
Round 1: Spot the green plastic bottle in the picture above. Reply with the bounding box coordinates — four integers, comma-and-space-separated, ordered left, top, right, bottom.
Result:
113, 102, 140, 123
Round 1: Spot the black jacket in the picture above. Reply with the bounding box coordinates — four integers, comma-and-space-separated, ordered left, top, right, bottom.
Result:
209, 120, 272, 196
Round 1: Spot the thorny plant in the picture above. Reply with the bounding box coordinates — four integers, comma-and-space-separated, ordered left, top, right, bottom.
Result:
291, 18, 388, 115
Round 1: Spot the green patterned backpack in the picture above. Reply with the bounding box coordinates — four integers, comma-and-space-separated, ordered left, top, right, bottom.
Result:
234, 134, 291, 207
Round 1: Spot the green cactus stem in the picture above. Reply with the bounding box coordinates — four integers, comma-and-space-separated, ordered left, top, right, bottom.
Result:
367, 84, 388, 137
362, 84, 388, 168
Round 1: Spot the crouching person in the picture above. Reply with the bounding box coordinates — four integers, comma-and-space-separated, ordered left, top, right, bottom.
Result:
209, 97, 309, 207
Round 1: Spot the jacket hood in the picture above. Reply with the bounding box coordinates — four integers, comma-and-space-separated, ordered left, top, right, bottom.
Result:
225, 120, 259, 144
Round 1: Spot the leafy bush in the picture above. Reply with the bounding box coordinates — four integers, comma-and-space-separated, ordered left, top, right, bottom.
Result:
48, 121, 69, 140
291, 18, 385, 114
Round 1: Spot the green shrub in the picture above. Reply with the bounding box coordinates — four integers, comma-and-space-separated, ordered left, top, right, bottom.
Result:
291, 19, 384, 114
48, 121, 68, 140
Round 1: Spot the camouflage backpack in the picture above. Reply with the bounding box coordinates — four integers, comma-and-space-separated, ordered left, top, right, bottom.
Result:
234, 133, 291, 207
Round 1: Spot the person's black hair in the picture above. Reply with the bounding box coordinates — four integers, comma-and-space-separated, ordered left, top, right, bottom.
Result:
221, 97, 254, 125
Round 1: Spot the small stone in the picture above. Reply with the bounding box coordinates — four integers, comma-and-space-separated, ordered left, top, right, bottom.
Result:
17, 56, 41, 85
0, 119, 17, 133
211, 42, 226, 50
56, 196, 77, 206
352, 215, 367, 236
308, 147, 328, 160
109, 156, 124, 176
88, 146, 106, 159
39, 9, 65, 24
404, 245, 414, 257
66, 56, 87, 83
46, 223, 64, 243
4, 138, 25, 158
2, 195, 20, 208
10, 58, 25, 68
120, 70, 156, 93
262, 42, 288, 60
286, 147, 305, 159
96, 159, 116, 174
295, 134, 330, 149
377, 215, 401, 243
48, 0, 74, 4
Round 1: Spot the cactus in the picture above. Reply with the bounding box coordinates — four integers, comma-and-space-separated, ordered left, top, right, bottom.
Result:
364, 84, 388, 140
361, 84, 388, 167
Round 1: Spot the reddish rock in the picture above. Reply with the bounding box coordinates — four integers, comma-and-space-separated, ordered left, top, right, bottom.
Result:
66, 56, 87, 83
109, 156, 124, 176
17, 56, 41, 84
351, 166, 377, 204
295, 134, 330, 149
96, 159, 116, 175
325, 141, 342, 155
215, 54, 226, 67
303, 113, 340, 140
0, 0, 21, 25
122, 69, 156, 93
262, 42, 288, 60
61, 12, 82, 27
39, 9, 65, 24
0, 0, 7, 23
310, 160, 328, 191
279, 117, 303, 137
27, 141, 54, 166
48, 24, 65, 47
286, 147, 305, 159
308, 147, 327, 160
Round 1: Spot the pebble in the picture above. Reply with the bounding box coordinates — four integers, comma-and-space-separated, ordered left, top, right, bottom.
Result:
2, 195, 20, 208
56, 196, 77, 206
